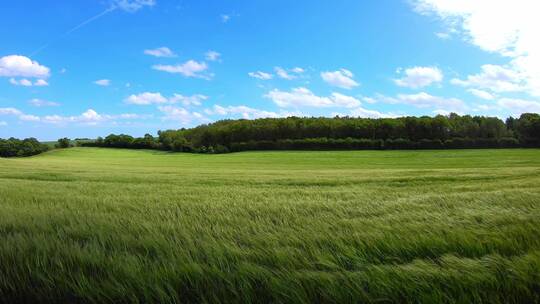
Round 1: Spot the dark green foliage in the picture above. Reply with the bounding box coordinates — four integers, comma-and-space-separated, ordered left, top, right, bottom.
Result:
0, 137, 49, 158
515, 113, 540, 146
82, 113, 540, 153
55, 138, 71, 149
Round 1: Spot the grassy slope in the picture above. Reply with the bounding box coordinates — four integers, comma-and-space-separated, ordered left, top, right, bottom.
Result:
0, 148, 539, 303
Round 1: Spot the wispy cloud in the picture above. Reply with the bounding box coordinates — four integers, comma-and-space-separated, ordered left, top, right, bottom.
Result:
29, 99, 60, 107
152, 60, 211, 79
94, 79, 111, 86
144, 47, 176, 58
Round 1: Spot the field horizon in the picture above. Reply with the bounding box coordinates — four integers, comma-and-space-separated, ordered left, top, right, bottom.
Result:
1, 148, 539, 303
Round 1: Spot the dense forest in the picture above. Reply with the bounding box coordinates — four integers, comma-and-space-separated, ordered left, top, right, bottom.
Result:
81, 113, 540, 153
0, 138, 49, 157
2, 113, 539, 157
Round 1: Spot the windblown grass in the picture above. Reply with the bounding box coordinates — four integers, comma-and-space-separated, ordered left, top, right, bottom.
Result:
0, 148, 539, 303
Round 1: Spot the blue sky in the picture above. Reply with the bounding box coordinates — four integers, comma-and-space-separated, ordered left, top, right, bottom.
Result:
1, 0, 539, 140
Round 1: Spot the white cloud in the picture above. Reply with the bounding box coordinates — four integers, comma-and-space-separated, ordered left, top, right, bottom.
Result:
29, 99, 60, 107
275, 67, 296, 80
144, 47, 176, 58
9, 78, 48, 87
9, 78, 32, 86
377, 92, 466, 111
248, 71, 273, 80
158, 106, 206, 124
348, 107, 394, 118
205, 51, 221, 62
113, 0, 156, 12
1, 107, 144, 125
205, 105, 295, 119
0, 55, 50, 79
169, 94, 208, 106
436, 32, 451, 39
394, 66, 443, 89
34, 79, 49, 86
221, 14, 231, 23
42, 109, 146, 125
0, 108, 22, 116
321, 69, 359, 89
451, 64, 526, 94
125, 92, 167, 105
468, 89, 495, 100
333, 107, 395, 119
19, 114, 41, 122
94, 79, 111, 86
265, 87, 361, 108
125, 92, 207, 106
0, 121, 6, 126
413, 0, 540, 96
152, 60, 211, 79
497, 98, 540, 115
291, 67, 305, 74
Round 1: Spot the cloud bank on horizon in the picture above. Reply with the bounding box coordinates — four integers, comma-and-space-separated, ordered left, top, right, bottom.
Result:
0, 0, 539, 139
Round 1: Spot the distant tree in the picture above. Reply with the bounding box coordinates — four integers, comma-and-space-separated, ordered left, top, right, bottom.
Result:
55, 138, 71, 149
0, 137, 48, 158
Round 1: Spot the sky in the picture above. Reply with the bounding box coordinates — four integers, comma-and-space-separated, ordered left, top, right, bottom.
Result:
1, 0, 540, 140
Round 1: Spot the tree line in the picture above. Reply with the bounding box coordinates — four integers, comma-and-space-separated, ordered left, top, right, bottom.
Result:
3, 113, 538, 157
81, 113, 540, 153
0, 138, 49, 158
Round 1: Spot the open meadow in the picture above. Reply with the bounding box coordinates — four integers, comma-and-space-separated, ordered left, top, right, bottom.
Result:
0, 148, 539, 303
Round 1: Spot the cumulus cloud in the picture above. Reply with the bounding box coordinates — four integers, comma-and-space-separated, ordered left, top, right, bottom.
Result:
205, 51, 221, 62
170, 94, 208, 106
125, 92, 168, 105
394, 66, 443, 89
274, 67, 301, 80
497, 98, 540, 115
125, 92, 207, 106
321, 69, 359, 89
0, 55, 50, 79
0, 108, 22, 116
9, 78, 48, 87
451, 64, 526, 93
248, 71, 273, 80
9, 78, 32, 86
2, 107, 139, 125
34, 79, 49, 86
152, 60, 211, 79
158, 106, 205, 124
144, 47, 176, 58
29, 99, 60, 107
468, 89, 495, 100
40, 109, 147, 125
19, 114, 41, 122
376, 92, 466, 112
413, 0, 540, 96
333, 107, 395, 119
348, 107, 395, 118
265, 87, 361, 108
94, 79, 111, 86
205, 105, 296, 120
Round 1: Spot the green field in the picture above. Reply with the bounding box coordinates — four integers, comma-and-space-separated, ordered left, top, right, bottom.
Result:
1, 148, 540, 303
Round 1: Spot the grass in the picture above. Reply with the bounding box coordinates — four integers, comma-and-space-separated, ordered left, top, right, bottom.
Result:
0, 148, 539, 303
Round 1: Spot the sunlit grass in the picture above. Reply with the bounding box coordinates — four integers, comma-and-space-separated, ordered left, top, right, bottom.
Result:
1, 148, 539, 303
